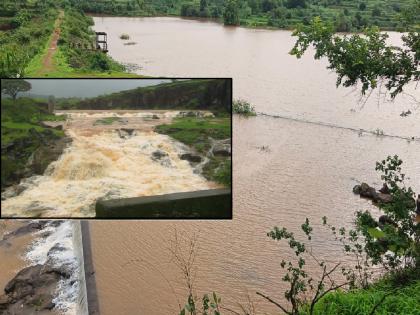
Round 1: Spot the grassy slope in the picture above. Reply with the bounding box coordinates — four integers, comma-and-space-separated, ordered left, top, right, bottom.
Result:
1, 99, 65, 187
155, 117, 231, 186
23, 8, 140, 78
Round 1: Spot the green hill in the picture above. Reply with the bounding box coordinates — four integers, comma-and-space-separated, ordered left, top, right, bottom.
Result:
56, 79, 232, 113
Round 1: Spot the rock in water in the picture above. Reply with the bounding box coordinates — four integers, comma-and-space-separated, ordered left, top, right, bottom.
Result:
180, 153, 202, 163
151, 150, 168, 161
353, 185, 361, 194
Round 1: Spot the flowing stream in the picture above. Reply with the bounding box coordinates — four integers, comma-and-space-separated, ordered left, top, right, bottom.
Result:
1, 111, 215, 217
87, 16, 420, 315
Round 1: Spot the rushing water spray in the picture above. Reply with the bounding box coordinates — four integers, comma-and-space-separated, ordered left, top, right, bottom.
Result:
1, 112, 214, 217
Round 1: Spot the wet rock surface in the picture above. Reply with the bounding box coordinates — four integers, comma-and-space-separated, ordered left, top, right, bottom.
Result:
1, 127, 71, 192
0, 221, 68, 315
0, 264, 60, 315
353, 182, 393, 204
179, 153, 202, 163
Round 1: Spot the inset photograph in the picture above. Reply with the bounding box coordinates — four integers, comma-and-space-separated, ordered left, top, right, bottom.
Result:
1, 78, 232, 218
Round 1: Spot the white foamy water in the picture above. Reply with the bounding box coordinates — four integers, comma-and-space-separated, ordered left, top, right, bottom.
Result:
2, 112, 214, 217
26, 221, 81, 315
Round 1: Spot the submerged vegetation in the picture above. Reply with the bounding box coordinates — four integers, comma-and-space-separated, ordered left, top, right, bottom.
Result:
232, 99, 257, 116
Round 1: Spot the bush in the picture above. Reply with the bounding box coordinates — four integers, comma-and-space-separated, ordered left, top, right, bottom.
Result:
232, 99, 256, 116
119, 33, 130, 40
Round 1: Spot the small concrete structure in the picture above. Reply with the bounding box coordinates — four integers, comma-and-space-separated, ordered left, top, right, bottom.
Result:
95, 32, 108, 53
95, 189, 232, 219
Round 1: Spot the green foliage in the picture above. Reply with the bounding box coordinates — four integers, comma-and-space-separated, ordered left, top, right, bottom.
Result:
1, 79, 31, 99
72, 0, 418, 31
304, 269, 420, 315
223, 0, 240, 25
0, 8, 56, 77
119, 33, 130, 39
290, 17, 419, 98
232, 99, 256, 116
58, 9, 125, 73
355, 156, 419, 271
156, 116, 231, 186
1, 97, 66, 188
179, 292, 222, 315
156, 117, 230, 150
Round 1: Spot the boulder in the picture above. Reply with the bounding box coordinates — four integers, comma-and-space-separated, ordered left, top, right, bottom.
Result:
352, 185, 361, 194
1, 264, 60, 314
353, 182, 393, 204
359, 183, 377, 199
151, 150, 168, 161
117, 128, 135, 138
379, 183, 390, 194
376, 193, 393, 204
212, 143, 231, 157
180, 153, 202, 163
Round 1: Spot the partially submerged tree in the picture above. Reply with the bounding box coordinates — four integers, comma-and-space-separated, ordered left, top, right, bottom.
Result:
1, 79, 32, 100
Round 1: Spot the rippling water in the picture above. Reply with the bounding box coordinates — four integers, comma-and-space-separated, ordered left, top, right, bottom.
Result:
87, 17, 420, 315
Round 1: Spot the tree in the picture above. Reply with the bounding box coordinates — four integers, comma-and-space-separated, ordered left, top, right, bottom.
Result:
359, 2, 366, 11
285, 0, 306, 9
1, 79, 31, 100
223, 0, 240, 25
290, 17, 419, 98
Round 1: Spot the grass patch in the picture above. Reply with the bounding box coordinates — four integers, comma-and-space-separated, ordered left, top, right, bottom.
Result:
93, 117, 122, 125
233, 99, 256, 116
302, 269, 420, 315
155, 117, 230, 153
156, 116, 231, 186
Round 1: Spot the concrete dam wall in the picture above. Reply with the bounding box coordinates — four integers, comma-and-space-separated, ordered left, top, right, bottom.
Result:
95, 188, 232, 219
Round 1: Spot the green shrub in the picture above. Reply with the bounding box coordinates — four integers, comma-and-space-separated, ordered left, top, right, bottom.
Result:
232, 99, 256, 116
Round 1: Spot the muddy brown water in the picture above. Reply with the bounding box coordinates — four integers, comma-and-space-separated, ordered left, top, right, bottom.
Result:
0, 221, 34, 291
88, 17, 420, 315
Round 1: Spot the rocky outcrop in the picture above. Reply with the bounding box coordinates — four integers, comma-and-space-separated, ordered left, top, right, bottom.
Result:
0, 264, 61, 314
151, 150, 172, 167
1, 127, 71, 191
353, 182, 393, 204
212, 140, 231, 157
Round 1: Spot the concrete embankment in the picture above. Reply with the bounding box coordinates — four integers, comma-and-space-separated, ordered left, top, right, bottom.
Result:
80, 221, 100, 315
96, 188, 232, 218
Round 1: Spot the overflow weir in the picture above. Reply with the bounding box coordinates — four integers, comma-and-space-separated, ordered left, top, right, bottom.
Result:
95, 189, 232, 219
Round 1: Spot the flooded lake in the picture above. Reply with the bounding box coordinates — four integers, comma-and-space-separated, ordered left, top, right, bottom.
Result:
91, 17, 420, 314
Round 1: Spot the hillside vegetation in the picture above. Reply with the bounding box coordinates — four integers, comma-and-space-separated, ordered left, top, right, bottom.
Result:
0, 1, 133, 77
73, 0, 419, 31
1, 98, 67, 189
56, 79, 232, 113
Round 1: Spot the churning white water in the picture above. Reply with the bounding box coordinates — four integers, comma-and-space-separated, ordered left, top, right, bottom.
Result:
1, 111, 214, 217
26, 221, 81, 315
